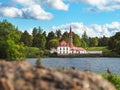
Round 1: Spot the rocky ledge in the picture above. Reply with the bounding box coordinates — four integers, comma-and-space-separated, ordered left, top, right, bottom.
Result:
0, 61, 116, 90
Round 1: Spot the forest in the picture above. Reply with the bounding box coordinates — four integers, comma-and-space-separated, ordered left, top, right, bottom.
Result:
0, 20, 120, 60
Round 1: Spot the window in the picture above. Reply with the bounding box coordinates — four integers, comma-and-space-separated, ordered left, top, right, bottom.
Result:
66, 47, 68, 50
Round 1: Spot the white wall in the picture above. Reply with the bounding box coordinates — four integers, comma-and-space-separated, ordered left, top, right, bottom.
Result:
57, 46, 70, 55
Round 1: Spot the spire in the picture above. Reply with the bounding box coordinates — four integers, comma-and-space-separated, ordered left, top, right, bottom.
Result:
69, 25, 72, 36
69, 25, 73, 48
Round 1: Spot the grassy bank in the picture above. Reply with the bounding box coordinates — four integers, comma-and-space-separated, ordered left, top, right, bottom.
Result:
86, 46, 120, 57
86, 46, 109, 51
102, 73, 120, 90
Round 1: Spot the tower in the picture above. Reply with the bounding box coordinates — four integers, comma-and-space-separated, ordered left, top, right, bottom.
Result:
69, 25, 73, 48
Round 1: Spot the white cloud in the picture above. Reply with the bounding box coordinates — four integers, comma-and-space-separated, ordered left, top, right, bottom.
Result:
0, 0, 68, 20
52, 22, 120, 37
0, 7, 22, 18
13, 0, 35, 6
22, 4, 53, 20
71, 0, 120, 11
45, 0, 69, 11
34, 0, 69, 10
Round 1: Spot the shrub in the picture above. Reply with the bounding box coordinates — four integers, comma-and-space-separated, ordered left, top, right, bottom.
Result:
26, 47, 39, 58
35, 58, 41, 66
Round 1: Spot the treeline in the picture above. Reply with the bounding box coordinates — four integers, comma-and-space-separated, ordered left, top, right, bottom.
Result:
19, 23, 120, 56
0, 20, 120, 60
20, 27, 110, 49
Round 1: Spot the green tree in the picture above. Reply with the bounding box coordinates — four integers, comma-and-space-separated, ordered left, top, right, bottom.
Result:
32, 27, 46, 49
38, 34, 46, 49
81, 39, 87, 48
47, 31, 56, 41
89, 37, 98, 47
0, 20, 26, 60
61, 31, 69, 42
42, 31, 47, 38
55, 29, 62, 38
73, 33, 81, 47
108, 32, 120, 55
98, 36, 109, 46
48, 39, 59, 49
0, 20, 21, 42
46, 31, 56, 49
32, 27, 38, 37
6, 40, 26, 60
82, 31, 89, 47
33, 32, 46, 49
20, 30, 33, 46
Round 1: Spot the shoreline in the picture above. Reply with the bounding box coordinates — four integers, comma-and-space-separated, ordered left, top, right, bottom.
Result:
26, 55, 120, 58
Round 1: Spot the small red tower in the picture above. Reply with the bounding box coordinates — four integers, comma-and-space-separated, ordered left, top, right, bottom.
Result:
69, 25, 72, 36
69, 25, 73, 48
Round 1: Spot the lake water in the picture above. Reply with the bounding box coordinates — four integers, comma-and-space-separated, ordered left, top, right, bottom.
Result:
27, 58, 120, 74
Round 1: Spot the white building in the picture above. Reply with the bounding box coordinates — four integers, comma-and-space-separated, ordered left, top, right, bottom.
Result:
51, 26, 102, 56
56, 40, 86, 55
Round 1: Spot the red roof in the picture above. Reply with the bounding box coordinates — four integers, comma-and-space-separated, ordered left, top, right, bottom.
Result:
59, 40, 67, 46
59, 40, 85, 51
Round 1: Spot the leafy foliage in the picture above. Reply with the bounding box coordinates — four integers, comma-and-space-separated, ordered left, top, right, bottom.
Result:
48, 39, 59, 49
98, 36, 109, 46
55, 29, 62, 38
26, 47, 40, 58
20, 30, 33, 46
36, 58, 41, 66
0, 20, 26, 60
89, 37, 98, 47
6, 40, 26, 60
82, 31, 89, 47
32, 27, 46, 49
108, 32, 120, 55
81, 39, 87, 48
73, 33, 81, 47
61, 31, 69, 42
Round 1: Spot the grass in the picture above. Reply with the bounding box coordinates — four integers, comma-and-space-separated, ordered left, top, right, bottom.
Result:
86, 46, 109, 52
86, 46, 119, 57
102, 73, 120, 90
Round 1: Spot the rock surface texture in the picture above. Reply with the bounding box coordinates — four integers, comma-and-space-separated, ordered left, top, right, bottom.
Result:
0, 61, 116, 90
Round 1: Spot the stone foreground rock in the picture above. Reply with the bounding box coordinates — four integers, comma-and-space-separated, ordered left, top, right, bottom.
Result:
0, 61, 116, 90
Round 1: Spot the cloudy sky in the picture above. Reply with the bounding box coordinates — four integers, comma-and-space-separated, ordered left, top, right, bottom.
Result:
0, 0, 120, 37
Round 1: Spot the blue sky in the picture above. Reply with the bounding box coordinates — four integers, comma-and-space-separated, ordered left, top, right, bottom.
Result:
0, 0, 120, 37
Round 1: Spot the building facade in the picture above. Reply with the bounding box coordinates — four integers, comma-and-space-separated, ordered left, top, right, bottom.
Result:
51, 26, 86, 55
50, 26, 102, 56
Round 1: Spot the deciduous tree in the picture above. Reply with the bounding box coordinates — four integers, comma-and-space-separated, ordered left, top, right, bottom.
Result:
0, 20, 26, 60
